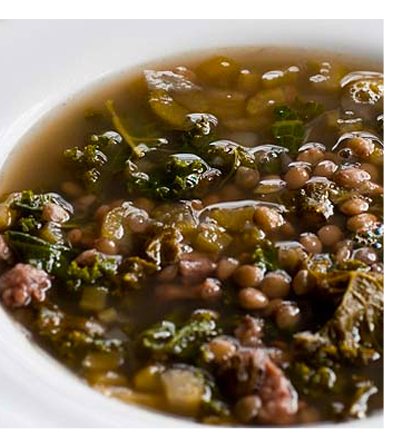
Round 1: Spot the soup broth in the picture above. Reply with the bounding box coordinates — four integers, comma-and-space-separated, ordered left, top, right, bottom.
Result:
0, 48, 383, 425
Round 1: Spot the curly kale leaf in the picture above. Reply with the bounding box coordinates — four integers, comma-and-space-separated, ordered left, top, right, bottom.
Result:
274, 99, 324, 123
272, 99, 324, 152
4, 190, 73, 235
66, 251, 121, 291
119, 256, 158, 289
9, 190, 73, 214
5, 231, 72, 275
201, 140, 255, 183
140, 310, 220, 359
182, 113, 219, 148
64, 131, 130, 192
290, 361, 378, 420
294, 271, 383, 364
127, 153, 221, 200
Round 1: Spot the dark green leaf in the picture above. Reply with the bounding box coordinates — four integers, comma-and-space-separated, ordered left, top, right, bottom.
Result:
5, 231, 72, 275
140, 310, 219, 359
271, 120, 305, 152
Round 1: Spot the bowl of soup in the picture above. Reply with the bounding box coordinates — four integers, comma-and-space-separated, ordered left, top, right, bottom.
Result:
0, 20, 383, 427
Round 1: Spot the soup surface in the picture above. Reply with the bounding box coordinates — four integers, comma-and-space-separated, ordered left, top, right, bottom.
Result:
0, 48, 383, 426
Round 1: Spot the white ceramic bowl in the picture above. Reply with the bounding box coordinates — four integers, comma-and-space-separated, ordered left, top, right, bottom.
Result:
0, 20, 383, 427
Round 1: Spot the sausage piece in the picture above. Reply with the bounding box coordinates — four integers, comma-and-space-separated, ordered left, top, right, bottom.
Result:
0, 263, 51, 308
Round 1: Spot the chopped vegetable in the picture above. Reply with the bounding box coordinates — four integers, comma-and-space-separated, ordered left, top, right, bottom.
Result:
294, 272, 383, 364
140, 310, 219, 359
67, 251, 120, 291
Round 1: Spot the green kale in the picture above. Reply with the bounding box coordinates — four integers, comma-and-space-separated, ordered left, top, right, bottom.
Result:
274, 99, 324, 123
18, 216, 42, 233
140, 310, 220, 359
66, 251, 121, 291
145, 227, 185, 266
5, 231, 72, 275
127, 153, 220, 200
36, 304, 124, 366
290, 361, 378, 420
4, 190, 73, 236
274, 105, 299, 121
251, 145, 289, 175
165, 155, 211, 197
271, 120, 305, 153
291, 362, 338, 396
272, 99, 324, 152
295, 99, 324, 122
252, 243, 279, 273
64, 131, 130, 192
119, 256, 158, 289
9, 190, 73, 215
201, 140, 255, 183
183, 113, 219, 148
294, 271, 383, 364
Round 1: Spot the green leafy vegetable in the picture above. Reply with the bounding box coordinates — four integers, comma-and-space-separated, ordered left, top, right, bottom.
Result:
251, 145, 289, 175
105, 100, 144, 159
140, 310, 220, 359
36, 304, 124, 366
64, 131, 130, 192
272, 99, 324, 152
66, 251, 121, 291
201, 140, 255, 184
145, 227, 186, 266
119, 256, 158, 289
271, 120, 305, 153
8, 190, 71, 214
5, 231, 72, 275
294, 271, 383, 364
252, 243, 279, 273
127, 154, 220, 200
182, 113, 218, 148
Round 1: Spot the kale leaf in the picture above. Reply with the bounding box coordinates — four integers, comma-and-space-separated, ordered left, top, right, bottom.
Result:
145, 227, 186, 266
127, 153, 220, 200
271, 99, 324, 152
201, 140, 255, 184
35, 304, 124, 366
140, 310, 220, 359
119, 256, 158, 289
5, 231, 72, 275
252, 243, 279, 273
271, 120, 305, 153
294, 271, 383, 364
66, 251, 121, 291
64, 131, 129, 192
